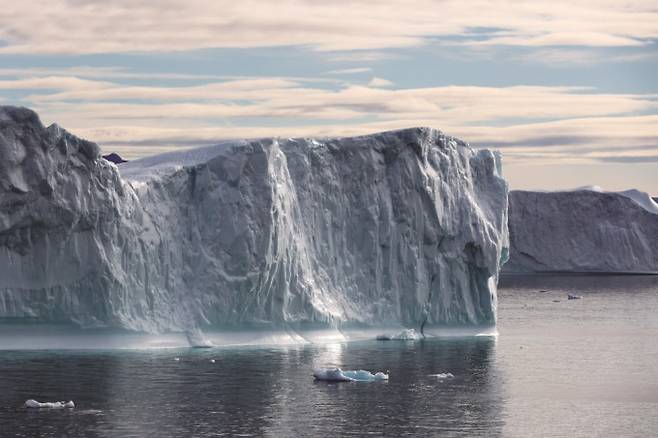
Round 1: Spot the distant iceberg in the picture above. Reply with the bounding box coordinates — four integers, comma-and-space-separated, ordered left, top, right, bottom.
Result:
505, 188, 658, 274
313, 368, 389, 382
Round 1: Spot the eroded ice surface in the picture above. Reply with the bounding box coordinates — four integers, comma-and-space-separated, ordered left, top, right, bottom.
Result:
0, 106, 509, 336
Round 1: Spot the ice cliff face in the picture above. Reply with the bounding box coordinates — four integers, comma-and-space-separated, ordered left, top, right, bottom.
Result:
505, 189, 658, 274
0, 106, 509, 333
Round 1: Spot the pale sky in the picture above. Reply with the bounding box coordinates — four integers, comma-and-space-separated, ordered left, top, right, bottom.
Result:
1, 0, 657, 193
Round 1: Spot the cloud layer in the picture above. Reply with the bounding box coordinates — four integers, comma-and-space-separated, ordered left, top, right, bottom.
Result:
1, 0, 657, 54
0, 1, 656, 192
2, 69, 654, 172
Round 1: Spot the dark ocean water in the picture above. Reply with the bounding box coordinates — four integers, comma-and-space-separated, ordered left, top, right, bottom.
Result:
1, 275, 657, 437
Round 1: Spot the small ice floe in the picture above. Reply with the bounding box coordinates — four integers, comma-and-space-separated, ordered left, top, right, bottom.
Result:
429, 372, 454, 379
210, 359, 216, 363
185, 328, 215, 348
25, 399, 74, 409
568, 294, 582, 300
376, 328, 422, 341
313, 368, 389, 382
174, 357, 180, 361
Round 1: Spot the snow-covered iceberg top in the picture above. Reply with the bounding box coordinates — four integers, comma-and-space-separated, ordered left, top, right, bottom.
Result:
0, 106, 509, 336
313, 368, 389, 382
572, 186, 658, 215
505, 188, 658, 274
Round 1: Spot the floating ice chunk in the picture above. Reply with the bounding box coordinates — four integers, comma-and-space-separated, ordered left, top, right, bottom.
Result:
376, 329, 423, 341
174, 357, 180, 361
210, 359, 216, 363
25, 399, 74, 409
429, 372, 454, 379
567, 294, 582, 300
313, 368, 389, 382
186, 329, 214, 348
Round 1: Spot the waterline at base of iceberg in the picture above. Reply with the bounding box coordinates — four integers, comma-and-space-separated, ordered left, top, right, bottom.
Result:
0, 323, 497, 350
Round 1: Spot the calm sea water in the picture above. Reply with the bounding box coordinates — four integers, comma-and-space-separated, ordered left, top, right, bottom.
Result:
1, 275, 657, 437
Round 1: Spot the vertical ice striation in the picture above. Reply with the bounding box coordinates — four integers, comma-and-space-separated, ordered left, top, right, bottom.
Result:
0, 106, 509, 333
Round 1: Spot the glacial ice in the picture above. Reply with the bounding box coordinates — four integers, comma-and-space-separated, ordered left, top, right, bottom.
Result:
25, 399, 75, 409
185, 328, 215, 348
429, 372, 454, 379
505, 188, 658, 274
313, 368, 389, 382
376, 328, 423, 341
0, 106, 509, 336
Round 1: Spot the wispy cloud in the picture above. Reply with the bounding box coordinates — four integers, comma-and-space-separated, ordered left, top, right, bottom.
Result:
5, 70, 654, 167
1, 1, 657, 55
327, 68, 372, 75
367, 77, 393, 88
14, 77, 655, 125
596, 155, 658, 163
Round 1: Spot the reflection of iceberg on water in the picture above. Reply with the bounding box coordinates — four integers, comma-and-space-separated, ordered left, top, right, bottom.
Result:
313, 368, 389, 382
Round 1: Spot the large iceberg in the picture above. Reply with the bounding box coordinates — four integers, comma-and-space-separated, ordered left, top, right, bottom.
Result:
0, 106, 509, 335
505, 188, 658, 274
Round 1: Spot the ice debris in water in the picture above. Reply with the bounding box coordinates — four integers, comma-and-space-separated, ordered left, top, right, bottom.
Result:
25, 399, 75, 409
429, 373, 455, 379
376, 329, 423, 341
185, 328, 215, 348
567, 294, 582, 300
313, 368, 389, 382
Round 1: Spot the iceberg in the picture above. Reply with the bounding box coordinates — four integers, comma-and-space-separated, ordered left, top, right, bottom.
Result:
25, 399, 75, 409
0, 106, 509, 337
505, 189, 658, 274
313, 368, 389, 382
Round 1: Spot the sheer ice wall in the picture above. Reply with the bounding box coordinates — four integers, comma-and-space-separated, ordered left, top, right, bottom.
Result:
0, 106, 509, 332
505, 190, 658, 274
